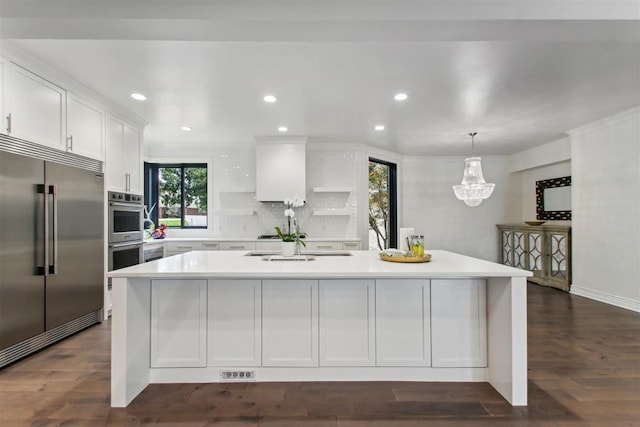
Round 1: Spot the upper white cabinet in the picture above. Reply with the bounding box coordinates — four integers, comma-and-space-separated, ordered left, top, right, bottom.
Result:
66, 93, 104, 160
0, 58, 5, 135
256, 139, 306, 202
106, 113, 143, 193
5, 63, 66, 150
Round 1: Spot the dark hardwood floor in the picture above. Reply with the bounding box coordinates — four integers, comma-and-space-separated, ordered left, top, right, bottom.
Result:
1, 283, 639, 426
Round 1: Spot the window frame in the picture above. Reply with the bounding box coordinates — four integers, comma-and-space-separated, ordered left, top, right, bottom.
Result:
143, 162, 208, 229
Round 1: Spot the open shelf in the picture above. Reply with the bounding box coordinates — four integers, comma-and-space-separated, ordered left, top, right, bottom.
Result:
312, 209, 352, 216
311, 186, 352, 193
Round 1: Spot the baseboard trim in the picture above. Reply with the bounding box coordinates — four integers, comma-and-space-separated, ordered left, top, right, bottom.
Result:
570, 286, 640, 313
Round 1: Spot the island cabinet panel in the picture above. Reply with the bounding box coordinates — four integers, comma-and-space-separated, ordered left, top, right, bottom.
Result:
431, 279, 487, 368
375, 279, 431, 367
318, 279, 375, 366
150, 280, 207, 368
262, 279, 318, 367
207, 279, 261, 367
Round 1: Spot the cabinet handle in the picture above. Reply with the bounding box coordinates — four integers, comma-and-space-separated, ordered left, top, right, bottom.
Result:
176, 246, 193, 249
125, 172, 130, 192
229, 246, 245, 249
67, 135, 73, 151
6, 113, 11, 134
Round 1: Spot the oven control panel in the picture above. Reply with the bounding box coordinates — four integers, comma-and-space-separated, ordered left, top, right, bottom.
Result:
108, 191, 143, 204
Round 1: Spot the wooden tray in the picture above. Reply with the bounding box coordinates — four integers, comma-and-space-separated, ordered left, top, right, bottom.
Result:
379, 253, 431, 263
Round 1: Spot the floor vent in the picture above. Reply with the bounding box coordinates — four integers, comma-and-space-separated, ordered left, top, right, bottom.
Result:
220, 370, 256, 381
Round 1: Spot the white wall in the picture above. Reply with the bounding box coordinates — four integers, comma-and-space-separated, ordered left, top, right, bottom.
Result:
401, 156, 521, 261
569, 108, 640, 312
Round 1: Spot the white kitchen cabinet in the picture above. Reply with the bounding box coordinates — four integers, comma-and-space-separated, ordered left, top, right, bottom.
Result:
262, 279, 318, 367
202, 241, 220, 251
219, 241, 256, 251
431, 279, 487, 368
207, 279, 261, 366
256, 139, 306, 202
165, 241, 203, 257
66, 93, 104, 160
255, 240, 281, 251
0, 57, 5, 135
319, 279, 375, 366
342, 241, 361, 250
106, 113, 143, 193
5, 63, 66, 150
305, 241, 342, 251
150, 279, 207, 368
375, 279, 431, 367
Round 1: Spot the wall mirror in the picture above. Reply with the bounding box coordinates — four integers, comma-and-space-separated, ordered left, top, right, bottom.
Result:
536, 176, 571, 220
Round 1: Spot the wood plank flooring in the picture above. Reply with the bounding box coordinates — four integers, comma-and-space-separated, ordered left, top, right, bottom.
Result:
1, 283, 639, 426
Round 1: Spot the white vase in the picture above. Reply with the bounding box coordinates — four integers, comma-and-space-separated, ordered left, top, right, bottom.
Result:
281, 241, 296, 257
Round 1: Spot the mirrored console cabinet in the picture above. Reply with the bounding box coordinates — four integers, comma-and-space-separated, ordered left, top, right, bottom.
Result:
497, 224, 572, 291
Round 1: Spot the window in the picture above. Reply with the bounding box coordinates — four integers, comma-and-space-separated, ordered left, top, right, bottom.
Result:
368, 158, 397, 250
144, 163, 207, 228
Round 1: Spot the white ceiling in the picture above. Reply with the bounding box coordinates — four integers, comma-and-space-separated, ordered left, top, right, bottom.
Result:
1, 0, 639, 156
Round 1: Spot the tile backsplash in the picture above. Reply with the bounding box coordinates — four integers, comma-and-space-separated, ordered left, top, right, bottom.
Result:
196, 147, 359, 239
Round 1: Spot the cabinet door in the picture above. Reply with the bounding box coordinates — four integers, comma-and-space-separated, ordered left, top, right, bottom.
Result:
500, 229, 513, 266
305, 241, 341, 251
123, 124, 142, 194
67, 93, 104, 160
526, 230, 544, 278
208, 279, 261, 366
376, 279, 431, 366
512, 231, 527, 270
342, 241, 361, 250
545, 230, 571, 289
431, 279, 487, 368
106, 114, 125, 191
319, 279, 375, 366
151, 279, 207, 368
219, 242, 256, 251
166, 242, 203, 253
8, 64, 66, 150
262, 279, 318, 367
202, 242, 220, 251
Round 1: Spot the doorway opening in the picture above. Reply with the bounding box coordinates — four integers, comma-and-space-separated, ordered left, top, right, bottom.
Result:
368, 158, 397, 250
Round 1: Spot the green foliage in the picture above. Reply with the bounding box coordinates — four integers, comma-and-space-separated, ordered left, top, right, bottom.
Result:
158, 166, 207, 227
369, 161, 389, 250
185, 167, 208, 213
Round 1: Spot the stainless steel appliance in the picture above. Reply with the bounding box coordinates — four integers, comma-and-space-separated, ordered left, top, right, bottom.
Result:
108, 191, 143, 243
0, 135, 104, 368
107, 190, 143, 271
144, 245, 164, 263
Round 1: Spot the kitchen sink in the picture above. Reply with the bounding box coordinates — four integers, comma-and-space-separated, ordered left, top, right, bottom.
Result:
245, 250, 353, 257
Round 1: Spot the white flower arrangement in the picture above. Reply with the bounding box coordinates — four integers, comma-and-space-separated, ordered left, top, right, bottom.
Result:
275, 195, 306, 243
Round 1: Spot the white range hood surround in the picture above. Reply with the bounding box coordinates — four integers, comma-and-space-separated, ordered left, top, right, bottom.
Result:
255, 137, 307, 202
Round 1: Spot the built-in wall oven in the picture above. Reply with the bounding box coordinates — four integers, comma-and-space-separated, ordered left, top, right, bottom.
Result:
107, 191, 144, 271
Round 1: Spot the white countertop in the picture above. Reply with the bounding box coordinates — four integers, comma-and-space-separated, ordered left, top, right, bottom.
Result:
109, 249, 532, 279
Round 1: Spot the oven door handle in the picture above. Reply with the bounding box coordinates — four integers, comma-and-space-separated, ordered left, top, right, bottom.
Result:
109, 201, 143, 209
109, 241, 144, 249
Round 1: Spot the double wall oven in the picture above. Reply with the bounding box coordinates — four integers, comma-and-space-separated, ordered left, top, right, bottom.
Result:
108, 191, 144, 271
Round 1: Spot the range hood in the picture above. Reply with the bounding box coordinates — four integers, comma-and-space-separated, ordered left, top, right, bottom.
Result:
256, 137, 306, 202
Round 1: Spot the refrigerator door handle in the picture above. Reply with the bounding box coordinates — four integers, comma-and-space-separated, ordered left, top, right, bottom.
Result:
36, 184, 47, 276
48, 185, 58, 275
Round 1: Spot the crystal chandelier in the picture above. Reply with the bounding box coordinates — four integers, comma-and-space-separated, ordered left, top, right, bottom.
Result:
452, 132, 495, 207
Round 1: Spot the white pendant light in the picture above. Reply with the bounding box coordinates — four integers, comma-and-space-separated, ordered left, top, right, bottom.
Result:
452, 132, 495, 207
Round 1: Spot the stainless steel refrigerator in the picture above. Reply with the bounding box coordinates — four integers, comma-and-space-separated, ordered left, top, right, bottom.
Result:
0, 136, 104, 367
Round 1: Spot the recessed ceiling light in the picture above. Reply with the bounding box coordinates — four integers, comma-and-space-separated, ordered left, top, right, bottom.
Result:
181, 126, 192, 132
263, 95, 277, 103
394, 93, 408, 101
374, 125, 385, 131
130, 92, 147, 101
278, 126, 288, 132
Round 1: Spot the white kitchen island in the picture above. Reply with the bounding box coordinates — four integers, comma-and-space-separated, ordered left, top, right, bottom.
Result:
108, 250, 531, 408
